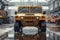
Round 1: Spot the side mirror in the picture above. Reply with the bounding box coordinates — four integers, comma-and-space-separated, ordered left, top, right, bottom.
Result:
15, 11, 17, 14
43, 11, 46, 14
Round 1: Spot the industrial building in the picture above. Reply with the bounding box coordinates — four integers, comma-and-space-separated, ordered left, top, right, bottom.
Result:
0, 0, 60, 40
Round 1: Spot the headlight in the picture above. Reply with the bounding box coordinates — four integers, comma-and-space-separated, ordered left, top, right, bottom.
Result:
21, 16, 24, 19
36, 17, 39, 20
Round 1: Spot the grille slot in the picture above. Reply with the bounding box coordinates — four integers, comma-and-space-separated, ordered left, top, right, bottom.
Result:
24, 16, 36, 21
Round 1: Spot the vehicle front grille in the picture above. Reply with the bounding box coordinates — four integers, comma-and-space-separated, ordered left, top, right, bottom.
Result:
24, 16, 36, 21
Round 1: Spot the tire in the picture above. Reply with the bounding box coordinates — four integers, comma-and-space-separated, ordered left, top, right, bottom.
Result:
38, 20, 46, 33
14, 21, 22, 33
14, 22, 20, 32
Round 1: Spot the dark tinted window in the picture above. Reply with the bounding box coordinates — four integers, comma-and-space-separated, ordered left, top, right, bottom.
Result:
31, 8, 42, 13
18, 7, 29, 13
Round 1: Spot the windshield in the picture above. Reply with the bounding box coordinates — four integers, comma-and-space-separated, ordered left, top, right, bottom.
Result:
31, 7, 42, 13
18, 7, 29, 13
18, 7, 42, 13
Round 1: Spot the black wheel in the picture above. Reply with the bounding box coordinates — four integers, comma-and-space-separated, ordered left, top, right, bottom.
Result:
38, 20, 46, 33
14, 22, 19, 32
14, 21, 22, 33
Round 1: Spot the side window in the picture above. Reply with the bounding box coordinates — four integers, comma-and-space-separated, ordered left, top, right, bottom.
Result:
30, 7, 42, 13
50, 4, 53, 11
18, 7, 29, 13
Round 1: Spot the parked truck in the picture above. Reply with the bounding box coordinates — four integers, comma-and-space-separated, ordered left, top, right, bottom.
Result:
0, 9, 9, 24
0, 9, 6, 24
14, 6, 46, 40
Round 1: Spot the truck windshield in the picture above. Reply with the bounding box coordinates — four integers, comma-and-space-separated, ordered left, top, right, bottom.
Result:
18, 7, 42, 13
18, 7, 29, 13
31, 8, 42, 13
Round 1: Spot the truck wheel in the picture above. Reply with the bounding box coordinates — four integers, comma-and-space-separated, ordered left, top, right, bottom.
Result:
14, 21, 22, 33
38, 20, 46, 33
14, 22, 19, 32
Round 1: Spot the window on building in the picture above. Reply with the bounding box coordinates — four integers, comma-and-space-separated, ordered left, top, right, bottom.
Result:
50, 4, 53, 10
54, 1, 58, 8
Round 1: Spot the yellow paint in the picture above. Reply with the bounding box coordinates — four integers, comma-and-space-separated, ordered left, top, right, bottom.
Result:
14, 16, 21, 20
16, 13, 25, 16
39, 16, 46, 20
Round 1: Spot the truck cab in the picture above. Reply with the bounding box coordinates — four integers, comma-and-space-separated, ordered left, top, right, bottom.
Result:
0, 9, 7, 24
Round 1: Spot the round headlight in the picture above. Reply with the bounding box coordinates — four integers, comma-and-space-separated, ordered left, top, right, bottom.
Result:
36, 17, 39, 20
21, 16, 24, 19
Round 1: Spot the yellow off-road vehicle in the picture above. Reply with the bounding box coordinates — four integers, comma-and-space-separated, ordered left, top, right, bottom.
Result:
14, 6, 46, 35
